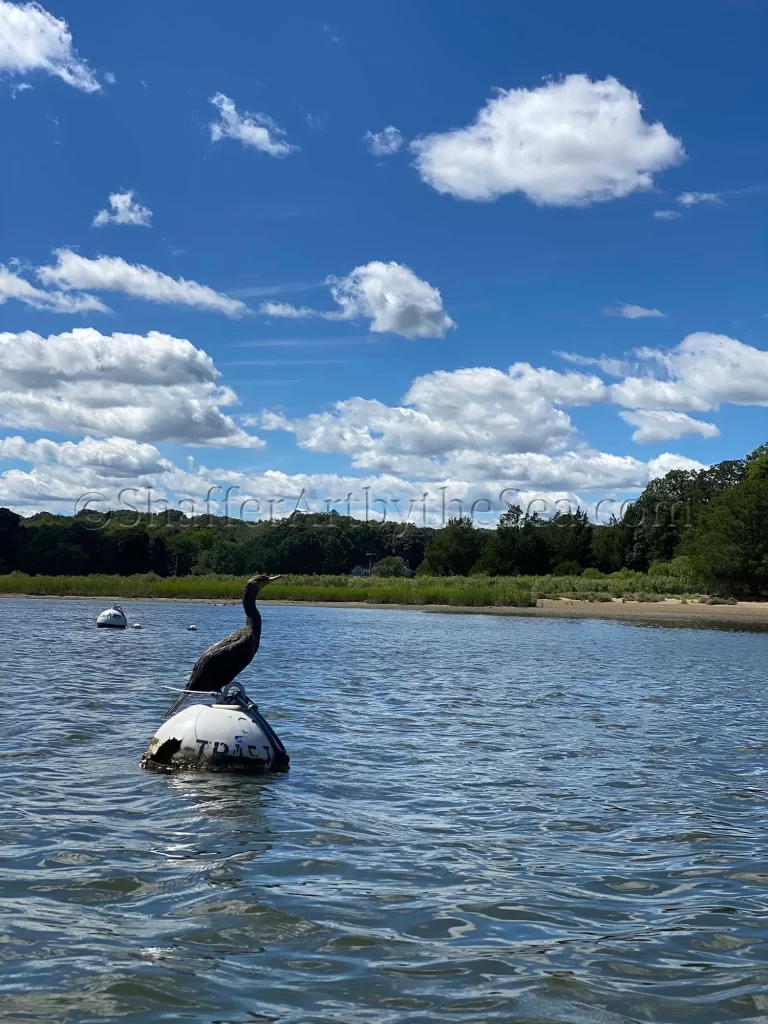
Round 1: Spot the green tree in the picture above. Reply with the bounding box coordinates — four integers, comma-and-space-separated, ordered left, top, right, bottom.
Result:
682, 456, 768, 595
591, 521, 624, 573
420, 517, 485, 576
476, 506, 522, 575
371, 555, 407, 576
552, 560, 581, 576
546, 509, 593, 569
512, 512, 553, 575
0, 507, 21, 573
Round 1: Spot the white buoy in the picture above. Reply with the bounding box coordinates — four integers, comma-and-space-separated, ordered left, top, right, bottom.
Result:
96, 604, 127, 629
132, 623, 142, 629
187, 624, 197, 631
141, 686, 289, 773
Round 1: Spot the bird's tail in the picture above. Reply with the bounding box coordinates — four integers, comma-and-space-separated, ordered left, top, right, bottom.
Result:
164, 690, 191, 719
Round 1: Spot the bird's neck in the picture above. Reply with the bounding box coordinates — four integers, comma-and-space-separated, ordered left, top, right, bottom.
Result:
242, 586, 261, 626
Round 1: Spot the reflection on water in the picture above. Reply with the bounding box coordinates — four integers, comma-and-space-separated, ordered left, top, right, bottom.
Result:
1, 597, 768, 1023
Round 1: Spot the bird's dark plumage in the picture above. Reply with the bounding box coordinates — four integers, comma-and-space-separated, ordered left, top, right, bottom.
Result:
165, 574, 279, 717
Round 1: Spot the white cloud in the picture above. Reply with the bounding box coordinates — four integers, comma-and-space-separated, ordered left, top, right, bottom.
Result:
0, 264, 108, 313
648, 453, 707, 478
262, 363, 607, 478
329, 262, 454, 338
0, 441, 702, 520
93, 190, 152, 228
209, 92, 297, 157
0, 435, 172, 478
37, 249, 248, 317
262, 401, 696, 493
259, 301, 319, 320
603, 303, 665, 319
0, 0, 101, 92
254, 336, 752, 494
556, 351, 628, 377
0, 437, 176, 513
410, 74, 684, 205
653, 209, 682, 220
364, 126, 404, 156
0, 328, 263, 447
260, 261, 454, 339
677, 191, 721, 206
619, 409, 720, 444
10, 327, 767, 519
610, 333, 768, 412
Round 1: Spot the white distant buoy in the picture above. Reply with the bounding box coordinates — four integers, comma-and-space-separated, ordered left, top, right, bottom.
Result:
96, 604, 127, 629
141, 683, 289, 773
187, 624, 197, 631
132, 623, 142, 629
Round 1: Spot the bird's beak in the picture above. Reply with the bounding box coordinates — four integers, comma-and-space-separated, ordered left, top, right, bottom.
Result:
268, 575, 282, 582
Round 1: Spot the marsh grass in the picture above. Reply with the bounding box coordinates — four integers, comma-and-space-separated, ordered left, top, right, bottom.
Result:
0, 568, 707, 607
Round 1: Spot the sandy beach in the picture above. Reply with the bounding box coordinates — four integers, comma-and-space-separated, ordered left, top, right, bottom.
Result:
278, 597, 768, 629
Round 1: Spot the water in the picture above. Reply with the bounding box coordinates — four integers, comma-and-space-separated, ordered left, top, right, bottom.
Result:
1, 597, 768, 1024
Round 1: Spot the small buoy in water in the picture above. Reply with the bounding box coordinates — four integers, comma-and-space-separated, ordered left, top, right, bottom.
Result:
141, 683, 289, 773
96, 604, 127, 629
187, 624, 197, 631
132, 623, 142, 629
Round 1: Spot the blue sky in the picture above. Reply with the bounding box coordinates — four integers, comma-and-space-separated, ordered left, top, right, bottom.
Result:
0, 0, 766, 524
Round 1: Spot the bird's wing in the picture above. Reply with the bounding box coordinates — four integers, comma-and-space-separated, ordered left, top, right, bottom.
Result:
164, 626, 258, 719
164, 637, 251, 718
186, 629, 251, 689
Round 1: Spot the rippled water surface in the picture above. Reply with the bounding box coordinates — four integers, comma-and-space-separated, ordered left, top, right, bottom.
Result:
2, 597, 768, 1023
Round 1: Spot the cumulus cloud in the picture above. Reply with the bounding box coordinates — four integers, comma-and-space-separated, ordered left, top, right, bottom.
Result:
37, 249, 247, 317
603, 303, 665, 319
364, 126, 404, 155
0, 437, 176, 513
9, 329, 764, 518
93, 190, 152, 228
262, 363, 607, 478
258, 335, 758, 492
677, 191, 721, 206
0, 0, 101, 91
648, 453, 707, 478
653, 209, 682, 220
0, 264, 108, 313
263, 402, 698, 492
0, 435, 172, 478
0, 439, 704, 520
330, 262, 454, 338
410, 74, 684, 205
260, 261, 454, 339
209, 92, 297, 157
0, 328, 263, 447
619, 409, 720, 444
610, 333, 768, 412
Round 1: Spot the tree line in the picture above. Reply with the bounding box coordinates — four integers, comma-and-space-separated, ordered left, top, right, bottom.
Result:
1, 442, 766, 594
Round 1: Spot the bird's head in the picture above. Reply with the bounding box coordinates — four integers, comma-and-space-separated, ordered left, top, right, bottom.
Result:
246, 573, 281, 593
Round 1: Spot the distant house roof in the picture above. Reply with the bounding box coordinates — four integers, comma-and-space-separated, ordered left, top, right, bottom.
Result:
350, 565, 369, 576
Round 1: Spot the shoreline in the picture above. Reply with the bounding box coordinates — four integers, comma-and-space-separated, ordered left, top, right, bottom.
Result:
3, 592, 768, 629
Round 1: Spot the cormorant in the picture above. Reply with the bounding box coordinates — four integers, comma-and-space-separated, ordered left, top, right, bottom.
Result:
164, 573, 280, 718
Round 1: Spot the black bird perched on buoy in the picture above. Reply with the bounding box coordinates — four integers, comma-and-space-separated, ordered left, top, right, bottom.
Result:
164, 574, 280, 718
